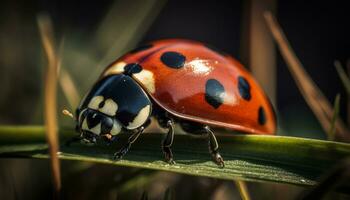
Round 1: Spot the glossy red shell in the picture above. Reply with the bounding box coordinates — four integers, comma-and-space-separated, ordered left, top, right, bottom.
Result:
103, 39, 276, 135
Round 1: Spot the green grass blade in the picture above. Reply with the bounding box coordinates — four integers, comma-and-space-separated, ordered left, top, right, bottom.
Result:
0, 126, 350, 187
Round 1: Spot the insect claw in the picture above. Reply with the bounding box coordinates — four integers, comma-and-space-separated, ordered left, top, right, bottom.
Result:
165, 157, 176, 165
212, 152, 225, 168
113, 152, 123, 160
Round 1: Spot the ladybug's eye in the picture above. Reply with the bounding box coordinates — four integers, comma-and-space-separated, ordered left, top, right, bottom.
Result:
88, 96, 104, 110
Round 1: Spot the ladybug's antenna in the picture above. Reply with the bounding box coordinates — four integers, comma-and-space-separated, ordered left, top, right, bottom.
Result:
62, 109, 74, 119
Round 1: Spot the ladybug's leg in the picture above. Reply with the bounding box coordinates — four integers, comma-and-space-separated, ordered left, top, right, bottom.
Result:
162, 120, 175, 164
204, 125, 225, 168
113, 126, 144, 160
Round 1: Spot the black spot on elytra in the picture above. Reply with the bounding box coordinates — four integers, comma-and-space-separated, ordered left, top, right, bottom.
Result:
128, 44, 153, 54
205, 79, 225, 109
238, 76, 251, 101
124, 63, 143, 75
258, 106, 267, 125
161, 51, 186, 69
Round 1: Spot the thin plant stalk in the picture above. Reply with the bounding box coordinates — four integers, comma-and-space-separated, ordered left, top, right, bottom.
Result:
329, 94, 341, 141
56, 39, 81, 110
59, 68, 80, 110
37, 14, 61, 194
234, 181, 251, 200
334, 60, 350, 95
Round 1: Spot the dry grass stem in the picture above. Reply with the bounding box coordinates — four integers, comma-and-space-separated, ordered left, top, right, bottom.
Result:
37, 13, 61, 193
334, 60, 350, 95
56, 38, 81, 110
264, 11, 350, 142
59, 68, 80, 109
329, 94, 341, 140
234, 181, 251, 200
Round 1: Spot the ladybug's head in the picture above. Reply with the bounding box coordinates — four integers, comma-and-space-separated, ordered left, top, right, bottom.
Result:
77, 106, 121, 144
75, 74, 152, 144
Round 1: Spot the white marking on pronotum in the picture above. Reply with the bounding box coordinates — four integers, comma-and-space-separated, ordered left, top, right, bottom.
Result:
99, 98, 118, 116
89, 123, 101, 135
126, 105, 151, 130
88, 96, 104, 110
110, 120, 122, 135
133, 70, 155, 93
88, 96, 119, 116
104, 61, 126, 76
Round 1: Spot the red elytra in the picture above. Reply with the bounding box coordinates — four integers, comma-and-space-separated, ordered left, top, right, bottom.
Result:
103, 39, 276, 135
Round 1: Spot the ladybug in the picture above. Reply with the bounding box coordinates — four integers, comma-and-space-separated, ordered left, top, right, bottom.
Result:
69, 39, 276, 167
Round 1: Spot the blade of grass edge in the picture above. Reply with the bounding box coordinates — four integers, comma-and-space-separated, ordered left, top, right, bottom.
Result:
0, 126, 350, 188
